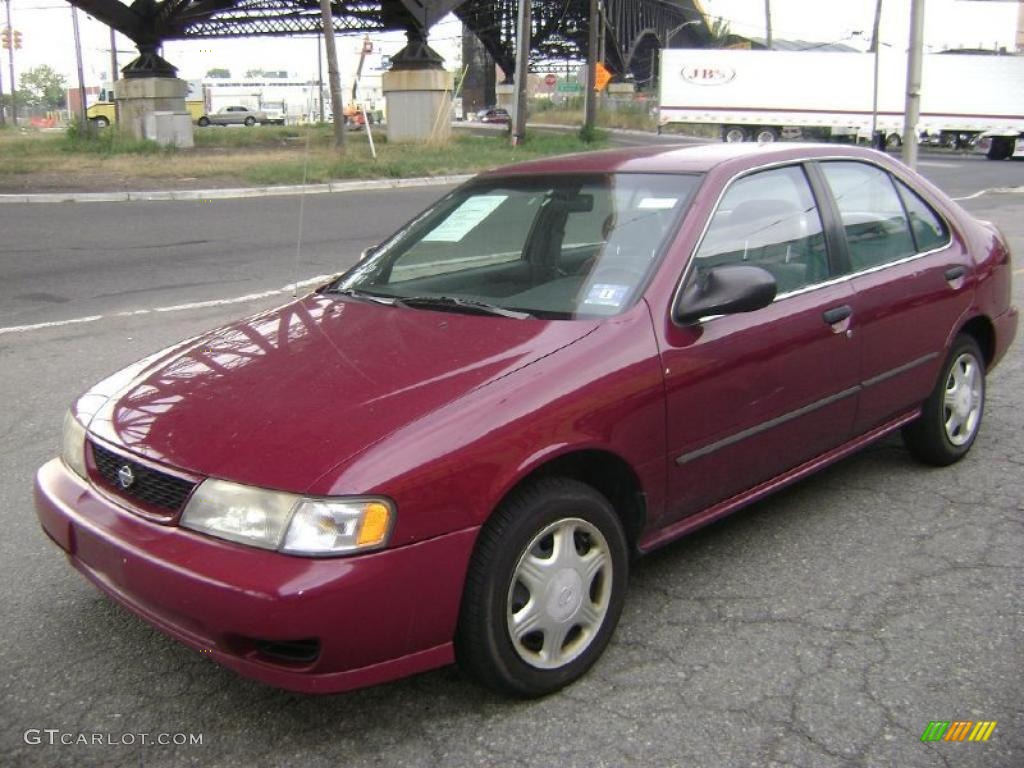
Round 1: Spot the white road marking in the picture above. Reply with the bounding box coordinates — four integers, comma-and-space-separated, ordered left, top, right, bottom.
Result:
917, 161, 959, 168
952, 189, 989, 201
0, 274, 337, 337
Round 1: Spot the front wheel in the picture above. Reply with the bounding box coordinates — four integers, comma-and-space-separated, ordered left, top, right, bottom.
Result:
902, 335, 985, 466
456, 478, 629, 697
244, 116, 256, 127
197, 116, 210, 127
91, 116, 110, 129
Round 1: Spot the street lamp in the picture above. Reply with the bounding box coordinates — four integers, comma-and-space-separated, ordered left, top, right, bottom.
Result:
665, 19, 701, 48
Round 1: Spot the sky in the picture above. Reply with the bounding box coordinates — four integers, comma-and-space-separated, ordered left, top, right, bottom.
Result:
0, 0, 1018, 91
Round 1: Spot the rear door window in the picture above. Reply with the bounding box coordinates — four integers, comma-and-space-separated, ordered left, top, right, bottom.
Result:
820, 161, 916, 271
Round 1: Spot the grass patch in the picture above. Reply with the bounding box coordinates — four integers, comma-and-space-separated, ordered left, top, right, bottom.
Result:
0, 126, 609, 190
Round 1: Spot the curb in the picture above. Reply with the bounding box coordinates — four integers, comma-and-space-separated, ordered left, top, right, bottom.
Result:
0, 173, 476, 205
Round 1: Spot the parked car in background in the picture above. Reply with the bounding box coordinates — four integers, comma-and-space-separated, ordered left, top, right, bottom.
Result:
36, 143, 1017, 699
197, 106, 269, 127
476, 107, 511, 124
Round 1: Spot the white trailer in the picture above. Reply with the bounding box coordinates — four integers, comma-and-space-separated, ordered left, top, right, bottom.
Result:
658, 49, 1024, 156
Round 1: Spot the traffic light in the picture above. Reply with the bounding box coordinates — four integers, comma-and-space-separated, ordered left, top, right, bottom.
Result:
2, 28, 21, 49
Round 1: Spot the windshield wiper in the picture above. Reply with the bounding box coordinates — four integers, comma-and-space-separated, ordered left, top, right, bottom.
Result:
394, 295, 532, 319
323, 287, 397, 305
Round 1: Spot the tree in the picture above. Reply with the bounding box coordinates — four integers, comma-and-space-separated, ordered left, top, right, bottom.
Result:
18, 65, 66, 109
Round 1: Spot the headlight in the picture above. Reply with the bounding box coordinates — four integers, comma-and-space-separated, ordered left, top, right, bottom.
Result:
60, 411, 88, 479
180, 478, 394, 556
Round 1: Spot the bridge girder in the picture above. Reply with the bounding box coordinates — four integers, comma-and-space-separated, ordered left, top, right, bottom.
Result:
65, 0, 708, 81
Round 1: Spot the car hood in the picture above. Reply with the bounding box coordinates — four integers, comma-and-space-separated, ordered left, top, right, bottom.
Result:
81, 294, 597, 492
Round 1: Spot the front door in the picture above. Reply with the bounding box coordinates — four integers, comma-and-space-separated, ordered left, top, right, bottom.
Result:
656, 164, 862, 526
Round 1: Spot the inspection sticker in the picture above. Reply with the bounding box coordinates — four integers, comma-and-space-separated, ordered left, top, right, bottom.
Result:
422, 195, 508, 242
584, 283, 630, 307
637, 197, 678, 210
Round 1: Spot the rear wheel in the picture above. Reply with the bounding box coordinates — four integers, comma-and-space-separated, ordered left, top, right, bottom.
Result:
197, 116, 210, 127
902, 335, 985, 466
723, 125, 748, 143
754, 126, 779, 143
456, 477, 629, 697
91, 116, 110, 129
244, 116, 256, 127
885, 132, 903, 149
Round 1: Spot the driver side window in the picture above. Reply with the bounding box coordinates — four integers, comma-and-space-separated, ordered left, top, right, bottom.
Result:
693, 165, 828, 295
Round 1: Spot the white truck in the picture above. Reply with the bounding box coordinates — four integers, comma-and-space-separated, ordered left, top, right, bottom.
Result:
658, 49, 1024, 158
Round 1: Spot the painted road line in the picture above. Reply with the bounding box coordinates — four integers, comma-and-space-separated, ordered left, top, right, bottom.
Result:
0, 274, 336, 337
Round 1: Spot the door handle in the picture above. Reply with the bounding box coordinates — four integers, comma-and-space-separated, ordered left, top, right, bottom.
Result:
822, 305, 852, 325
944, 265, 967, 282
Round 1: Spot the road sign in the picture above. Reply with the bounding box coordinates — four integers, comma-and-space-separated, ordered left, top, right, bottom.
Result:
556, 82, 582, 93
594, 62, 612, 91
544, 73, 557, 86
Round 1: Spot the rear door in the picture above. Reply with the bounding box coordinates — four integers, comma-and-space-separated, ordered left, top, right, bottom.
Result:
815, 160, 973, 434
657, 163, 862, 524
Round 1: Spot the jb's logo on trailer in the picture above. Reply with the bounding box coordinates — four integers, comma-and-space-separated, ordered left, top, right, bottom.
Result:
680, 65, 736, 85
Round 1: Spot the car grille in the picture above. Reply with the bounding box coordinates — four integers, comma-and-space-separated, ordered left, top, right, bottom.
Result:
90, 441, 196, 517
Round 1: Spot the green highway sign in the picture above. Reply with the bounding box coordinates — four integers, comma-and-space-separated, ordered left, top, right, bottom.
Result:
556, 82, 583, 93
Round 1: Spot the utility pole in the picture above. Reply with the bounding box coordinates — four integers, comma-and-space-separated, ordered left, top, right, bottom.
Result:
0, 45, 5, 126
316, 33, 324, 123
870, 0, 882, 147
583, 0, 598, 134
110, 27, 119, 124
71, 6, 89, 132
511, 0, 530, 145
318, 0, 346, 152
5, 0, 16, 125
764, 0, 772, 50
902, 0, 925, 168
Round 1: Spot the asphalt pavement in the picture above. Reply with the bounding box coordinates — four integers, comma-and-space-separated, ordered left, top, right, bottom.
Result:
0, 151, 1021, 768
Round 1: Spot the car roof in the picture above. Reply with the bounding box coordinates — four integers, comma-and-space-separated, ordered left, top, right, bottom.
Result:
480, 142, 894, 178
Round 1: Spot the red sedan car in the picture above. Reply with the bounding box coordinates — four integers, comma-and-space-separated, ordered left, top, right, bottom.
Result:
36, 143, 1017, 697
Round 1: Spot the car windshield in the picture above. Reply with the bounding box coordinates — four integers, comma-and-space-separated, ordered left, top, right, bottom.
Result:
331, 173, 700, 319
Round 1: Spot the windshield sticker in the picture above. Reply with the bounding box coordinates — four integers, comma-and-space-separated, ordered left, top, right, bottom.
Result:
637, 197, 678, 210
584, 283, 630, 307
422, 195, 508, 242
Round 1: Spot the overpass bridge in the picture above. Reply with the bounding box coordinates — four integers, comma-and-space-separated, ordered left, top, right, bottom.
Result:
66, 0, 710, 83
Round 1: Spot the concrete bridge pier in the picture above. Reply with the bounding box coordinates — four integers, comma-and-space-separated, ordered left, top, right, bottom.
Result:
114, 44, 194, 148
382, 27, 453, 143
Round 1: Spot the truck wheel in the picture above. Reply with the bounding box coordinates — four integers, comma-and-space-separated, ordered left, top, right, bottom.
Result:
723, 126, 748, 143
986, 137, 1013, 160
92, 116, 110, 129
754, 127, 779, 143
197, 116, 210, 127
885, 133, 902, 149
244, 116, 256, 127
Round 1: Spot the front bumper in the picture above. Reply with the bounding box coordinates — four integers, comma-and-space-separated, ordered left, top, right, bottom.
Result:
35, 458, 478, 693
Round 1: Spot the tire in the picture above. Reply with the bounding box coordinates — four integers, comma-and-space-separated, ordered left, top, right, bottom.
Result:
723, 125, 748, 143
455, 477, 629, 697
754, 127, 779, 143
902, 335, 985, 466
197, 116, 210, 127
885, 133, 902, 149
244, 116, 256, 127
92, 116, 110, 129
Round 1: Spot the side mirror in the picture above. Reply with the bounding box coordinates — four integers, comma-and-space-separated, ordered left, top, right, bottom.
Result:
674, 264, 777, 324
359, 244, 380, 262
